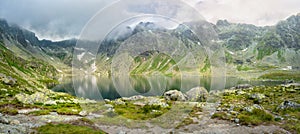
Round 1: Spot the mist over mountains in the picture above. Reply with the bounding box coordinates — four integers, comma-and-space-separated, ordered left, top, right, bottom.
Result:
0, 13, 300, 75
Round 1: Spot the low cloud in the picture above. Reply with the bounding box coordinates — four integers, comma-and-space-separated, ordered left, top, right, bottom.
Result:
0, 0, 113, 41
0, 0, 299, 41
193, 0, 300, 26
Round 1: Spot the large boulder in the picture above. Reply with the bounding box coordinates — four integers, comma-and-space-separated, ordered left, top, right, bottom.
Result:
163, 90, 187, 101
186, 87, 208, 102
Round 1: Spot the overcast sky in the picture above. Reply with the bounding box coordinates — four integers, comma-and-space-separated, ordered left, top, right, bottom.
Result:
0, 0, 299, 41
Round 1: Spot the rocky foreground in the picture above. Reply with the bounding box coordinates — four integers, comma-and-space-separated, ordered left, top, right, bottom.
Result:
0, 83, 300, 134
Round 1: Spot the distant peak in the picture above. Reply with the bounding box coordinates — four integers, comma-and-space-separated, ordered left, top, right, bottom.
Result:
216, 19, 230, 26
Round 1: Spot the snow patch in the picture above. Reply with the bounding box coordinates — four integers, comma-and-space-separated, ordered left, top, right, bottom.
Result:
242, 48, 248, 52
77, 52, 86, 61
74, 47, 85, 51
227, 50, 234, 55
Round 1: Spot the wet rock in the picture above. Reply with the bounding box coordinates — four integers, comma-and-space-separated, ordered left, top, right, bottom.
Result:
10, 119, 20, 125
277, 101, 300, 110
164, 90, 187, 101
186, 87, 208, 102
0, 117, 9, 124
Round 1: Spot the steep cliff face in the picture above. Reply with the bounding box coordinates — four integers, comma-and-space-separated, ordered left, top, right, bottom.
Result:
216, 14, 300, 70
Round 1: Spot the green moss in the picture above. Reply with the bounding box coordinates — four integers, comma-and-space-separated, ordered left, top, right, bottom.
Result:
259, 71, 300, 81
237, 65, 251, 71
282, 120, 300, 133
0, 107, 18, 115
212, 112, 231, 120
36, 123, 106, 134
113, 102, 171, 120
56, 108, 80, 115
28, 110, 50, 116
238, 108, 274, 125
175, 117, 196, 129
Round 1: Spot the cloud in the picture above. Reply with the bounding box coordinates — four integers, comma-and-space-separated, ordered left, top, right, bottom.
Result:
0, 0, 299, 41
192, 0, 300, 26
0, 0, 114, 41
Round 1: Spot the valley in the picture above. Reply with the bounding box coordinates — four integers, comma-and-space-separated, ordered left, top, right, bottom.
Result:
0, 13, 300, 133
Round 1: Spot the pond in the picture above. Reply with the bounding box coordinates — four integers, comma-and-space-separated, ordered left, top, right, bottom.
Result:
51, 75, 284, 100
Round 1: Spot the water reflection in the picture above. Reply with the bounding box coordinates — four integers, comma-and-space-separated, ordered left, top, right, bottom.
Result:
52, 75, 284, 100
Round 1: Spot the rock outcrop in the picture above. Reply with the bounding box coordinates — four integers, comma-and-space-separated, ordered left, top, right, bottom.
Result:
163, 90, 187, 101
186, 87, 208, 102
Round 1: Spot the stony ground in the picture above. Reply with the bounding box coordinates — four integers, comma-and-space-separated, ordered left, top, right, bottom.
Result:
1, 83, 299, 134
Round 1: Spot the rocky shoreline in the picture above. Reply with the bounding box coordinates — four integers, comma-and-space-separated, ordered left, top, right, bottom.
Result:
0, 83, 299, 134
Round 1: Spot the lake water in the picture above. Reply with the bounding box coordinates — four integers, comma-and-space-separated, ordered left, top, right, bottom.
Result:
52, 75, 284, 100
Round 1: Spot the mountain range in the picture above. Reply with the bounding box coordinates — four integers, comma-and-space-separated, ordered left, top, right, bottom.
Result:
0, 13, 300, 79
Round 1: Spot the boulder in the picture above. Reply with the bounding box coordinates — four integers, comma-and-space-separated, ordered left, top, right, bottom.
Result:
79, 111, 88, 117
146, 97, 169, 108
163, 90, 187, 101
186, 87, 208, 102
10, 119, 20, 125
243, 104, 264, 112
114, 99, 125, 105
2, 76, 17, 86
15, 92, 49, 104
235, 84, 252, 89
277, 101, 300, 110
249, 93, 265, 103
0, 117, 9, 124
